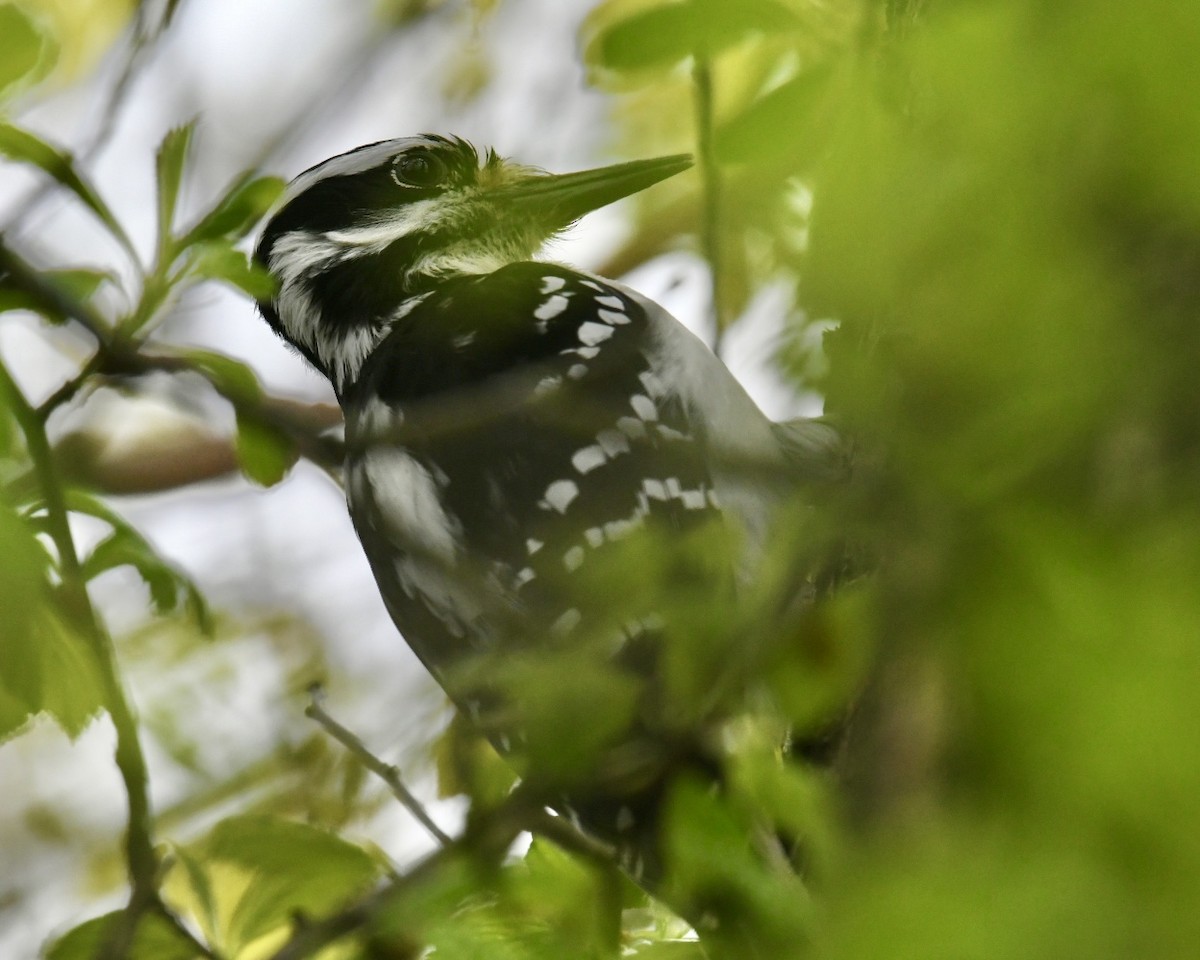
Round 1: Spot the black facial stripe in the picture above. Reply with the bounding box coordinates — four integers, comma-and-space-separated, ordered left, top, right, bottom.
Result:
255, 136, 484, 267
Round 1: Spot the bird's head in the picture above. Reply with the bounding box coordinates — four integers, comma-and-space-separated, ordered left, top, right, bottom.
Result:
255, 135, 690, 391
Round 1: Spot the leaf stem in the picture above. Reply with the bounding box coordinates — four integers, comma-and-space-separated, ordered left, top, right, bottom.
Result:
0, 358, 158, 957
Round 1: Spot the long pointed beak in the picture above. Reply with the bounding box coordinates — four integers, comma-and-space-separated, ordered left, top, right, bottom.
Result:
497, 154, 692, 230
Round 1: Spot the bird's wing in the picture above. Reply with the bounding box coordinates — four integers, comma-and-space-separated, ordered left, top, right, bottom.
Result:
344, 262, 734, 668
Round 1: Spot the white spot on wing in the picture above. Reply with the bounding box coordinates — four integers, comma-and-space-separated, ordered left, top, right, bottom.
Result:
638, 370, 667, 395
604, 517, 641, 540
616, 417, 646, 440
630, 394, 658, 421
598, 308, 629, 325
542, 479, 579, 513
552, 608, 582, 634
595, 429, 631, 457
526, 538, 544, 554
563, 546, 584, 571
643, 478, 668, 500
578, 321, 614, 346
535, 295, 570, 321
596, 295, 623, 309
540, 276, 567, 294
571, 445, 607, 474
567, 363, 588, 380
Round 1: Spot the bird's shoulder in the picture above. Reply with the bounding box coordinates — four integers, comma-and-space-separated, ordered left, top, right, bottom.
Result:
350, 261, 654, 407
342, 263, 730, 601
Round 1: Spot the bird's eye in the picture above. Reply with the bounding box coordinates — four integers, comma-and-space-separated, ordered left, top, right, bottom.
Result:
392, 152, 448, 189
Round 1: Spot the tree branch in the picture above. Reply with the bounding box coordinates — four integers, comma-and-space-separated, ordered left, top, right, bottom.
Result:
305, 686, 453, 847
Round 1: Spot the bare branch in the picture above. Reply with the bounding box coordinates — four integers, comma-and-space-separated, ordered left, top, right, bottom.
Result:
305, 685, 453, 847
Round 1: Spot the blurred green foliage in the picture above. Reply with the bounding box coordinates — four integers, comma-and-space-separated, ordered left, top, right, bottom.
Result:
4, 0, 1200, 958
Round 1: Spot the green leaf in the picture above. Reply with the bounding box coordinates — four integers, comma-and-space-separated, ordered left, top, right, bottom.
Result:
187, 242, 276, 300
180, 173, 285, 248
714, 63, 841, 168
433, 709, 517, 806
234, 410, 296, 487
0, 502, 55, 740
67, 491, 213, 635
183, 348, 263, 406
166, 848, 221, 947
0, 122, 136, 259
188, 815, 382, 954
662, 777, 811, 954
85, 533, 176, 612
0, 267, 112, 322
156, 121, 197, 254
728, 750, 833, 864
0, 597, 108, 740
0, 504, 105, 739
0, 2, 57, 95
582, 0, 800, 75
489, 651, 640, 785
43, 909, 201, 960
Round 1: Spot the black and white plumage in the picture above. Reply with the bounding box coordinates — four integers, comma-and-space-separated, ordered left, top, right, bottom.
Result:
255, 135, 845, 886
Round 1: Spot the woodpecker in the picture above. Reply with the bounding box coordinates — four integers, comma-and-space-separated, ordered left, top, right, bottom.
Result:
255, 135, 845, 889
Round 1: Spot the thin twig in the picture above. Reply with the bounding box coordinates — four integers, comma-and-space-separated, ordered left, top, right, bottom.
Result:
526, 809, 616, 865
305, 686, 452, 847
36, 352, 103, 421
